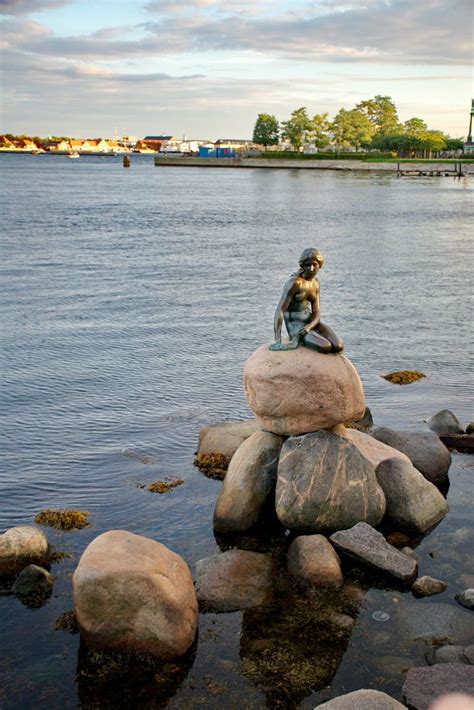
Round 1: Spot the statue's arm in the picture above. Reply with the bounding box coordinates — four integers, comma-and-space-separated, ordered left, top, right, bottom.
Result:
273, 277, 298, 341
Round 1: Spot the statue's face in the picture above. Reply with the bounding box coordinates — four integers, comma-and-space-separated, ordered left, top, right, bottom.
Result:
301, 260, 320, 279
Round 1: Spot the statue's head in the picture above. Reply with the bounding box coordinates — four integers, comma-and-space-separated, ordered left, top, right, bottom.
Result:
299, 248, 324, 277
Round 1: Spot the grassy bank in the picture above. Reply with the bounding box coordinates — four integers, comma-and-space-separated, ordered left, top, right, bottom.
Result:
257, 151, 474, 164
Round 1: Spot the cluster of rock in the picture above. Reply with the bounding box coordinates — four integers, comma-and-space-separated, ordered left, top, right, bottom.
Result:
211, 347, 452, 544
197, 346, 472, 610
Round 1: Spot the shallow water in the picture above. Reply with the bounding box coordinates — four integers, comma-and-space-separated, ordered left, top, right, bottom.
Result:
0, 154, 473, 708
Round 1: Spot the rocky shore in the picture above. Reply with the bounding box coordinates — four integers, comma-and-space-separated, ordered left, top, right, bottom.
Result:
1, 343, 473, 708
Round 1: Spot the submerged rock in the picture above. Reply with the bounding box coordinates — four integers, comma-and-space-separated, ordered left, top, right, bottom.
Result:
398, 601, 474, 644
412, 575, 447, 598
0, 526, 50, 575
197, 419, 260, 460
287, 535, 343, 589
403, 664, 474, 710
73, 530, 198, 660
456, 589, 474, 610
213, 431, 283, 533
276, 431, 385, 534
375, 458, 448, 533
315, 688, 405, 709
428, 409, 465, 435
12, 564, 54, 601
425, 645, 469, 665
330, 522, 417, 584
243, 345, 366, 436
194, 550, 274, 612
372, 427, 451, 486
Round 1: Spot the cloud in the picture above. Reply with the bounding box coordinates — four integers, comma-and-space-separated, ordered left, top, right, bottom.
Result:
0, 0, 69, 15
2, 0, 472, 65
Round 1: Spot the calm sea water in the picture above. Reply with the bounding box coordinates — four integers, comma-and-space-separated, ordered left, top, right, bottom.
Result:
0, 154, 473, 709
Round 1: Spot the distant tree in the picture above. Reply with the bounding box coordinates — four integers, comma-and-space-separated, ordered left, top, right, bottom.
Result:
401, 118, 428, 156
445, 136, 464, 151
331, 108, 375, 151
281, 107, 313, 151
252, 113, 279, 150
311, 113, 331, 149
421, 130, 447, 158
356, 95, 400, 137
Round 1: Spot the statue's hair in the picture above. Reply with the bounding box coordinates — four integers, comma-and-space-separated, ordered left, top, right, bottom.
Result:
299, 248, 324, 268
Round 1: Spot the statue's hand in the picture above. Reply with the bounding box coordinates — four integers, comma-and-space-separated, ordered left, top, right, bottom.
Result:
298, 326, 308, 340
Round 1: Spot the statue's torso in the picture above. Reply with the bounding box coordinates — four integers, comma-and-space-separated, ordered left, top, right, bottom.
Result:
288, 275, 319, 314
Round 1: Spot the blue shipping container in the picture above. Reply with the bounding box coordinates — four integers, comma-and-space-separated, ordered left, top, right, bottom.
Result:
198, 146, 216, 158
216, 147, 236, 158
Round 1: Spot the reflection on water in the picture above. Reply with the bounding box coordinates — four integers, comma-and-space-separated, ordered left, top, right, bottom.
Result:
0, 155, 473, 708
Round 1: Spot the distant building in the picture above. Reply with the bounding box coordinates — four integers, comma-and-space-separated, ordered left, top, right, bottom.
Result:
142, 135, 174, 151
46, 139, 71, 152
122, 135, 139, 147
0, 135, 14, 149
463, 99, 474, 154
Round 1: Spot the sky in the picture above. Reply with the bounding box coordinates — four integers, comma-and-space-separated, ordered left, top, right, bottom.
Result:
1, 0, 473, 139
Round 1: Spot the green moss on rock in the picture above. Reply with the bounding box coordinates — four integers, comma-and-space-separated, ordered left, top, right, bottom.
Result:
35, 509, 90, 531
193, 453, 230, 480
382, 370, 426, 385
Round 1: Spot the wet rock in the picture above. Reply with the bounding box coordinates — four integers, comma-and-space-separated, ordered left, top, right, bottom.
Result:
73, 530, 198, 660
12, 564, 54, 601
327, 612, 355, 633
412, 576, 447, 598
386, 531, 411, 547
343, 583, 366, 605
344, 406, 374, 432
467, 422, 474, 435
399, 601, 474, 643
213, 431, 283, 533
315, 688, 406, 709
374, 654, 413, 676
428, 410, 465, 436
276, 431, 385, 533
456, 589, 474, 611
330, 522, 417, 584
439, 434, 474, 453
197, 419, 260, 460
425, 645, 468, 665
458, 575, 474, 590
376, 458, 449, 533
195, 550, 274, 612
243, 345, 365, 436
403, 664, 474, 710
0, 526, 50, 575
402, 547, 419, 561
341, 427, 411, 469
372, 427, 451, 486
287, 535, 343, 589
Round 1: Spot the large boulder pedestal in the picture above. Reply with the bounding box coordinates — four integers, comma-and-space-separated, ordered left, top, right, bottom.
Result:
243, 345, 366, 436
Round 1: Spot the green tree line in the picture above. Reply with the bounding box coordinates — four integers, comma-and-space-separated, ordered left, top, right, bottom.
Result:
252, 97, 464, 157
